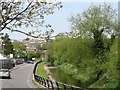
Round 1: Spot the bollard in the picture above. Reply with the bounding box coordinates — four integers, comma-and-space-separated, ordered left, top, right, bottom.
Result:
50, 80, 54, 89
71, 86, 74, 90
63, 84, 66, 90
41, 77, 44, 85
46, 79, 50, 88
39, 76, 42, 84
43, 78, 46, 87
56, 82, 59, 90
37, 76, 40, 83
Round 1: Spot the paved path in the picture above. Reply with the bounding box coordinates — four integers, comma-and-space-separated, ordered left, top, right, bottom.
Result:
0, 63, 38, 89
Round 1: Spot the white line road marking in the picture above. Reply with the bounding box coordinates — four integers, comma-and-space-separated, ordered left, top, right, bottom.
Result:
27, 72, 33, 88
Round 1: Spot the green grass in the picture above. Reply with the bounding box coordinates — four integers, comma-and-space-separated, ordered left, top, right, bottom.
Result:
36, 62, 47, 78
35, 58, 41, 62
89, 77, 119, 88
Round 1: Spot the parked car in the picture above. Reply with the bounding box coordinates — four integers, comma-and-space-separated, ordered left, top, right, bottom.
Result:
0, 69, 11, 79
26, 60, 34, 64
0, 59, 14, 69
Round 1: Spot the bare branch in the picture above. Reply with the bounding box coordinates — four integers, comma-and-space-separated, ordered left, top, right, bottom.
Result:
0, 1, 62, 38
6, 27, 47, 39
1, 2, 33, 31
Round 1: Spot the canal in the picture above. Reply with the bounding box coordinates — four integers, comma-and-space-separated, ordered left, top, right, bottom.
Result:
49, 67, 87, 88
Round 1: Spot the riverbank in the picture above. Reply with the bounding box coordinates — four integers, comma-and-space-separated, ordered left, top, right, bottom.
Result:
36, 61, 119, 89
56, 63, 96, 87
57, 63, 119, 88
36, 62, 53, 79
39, 62, 97, 88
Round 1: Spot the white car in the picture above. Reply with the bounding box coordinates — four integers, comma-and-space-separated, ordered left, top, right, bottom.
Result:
0, 69, 11, 79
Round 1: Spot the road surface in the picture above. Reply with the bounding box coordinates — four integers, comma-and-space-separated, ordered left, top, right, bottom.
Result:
0, 63, 38, 89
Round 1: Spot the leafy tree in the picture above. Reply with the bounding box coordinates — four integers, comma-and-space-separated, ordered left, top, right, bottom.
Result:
43, 3, 119, 88
24, 37, 30, 41
52, 37, 94, 66
35, 44, 42, 51
1, 33, 13, 56
12, 41, 26, 58
55, 33, 66, 39
27, 51, 40, 60
69, 4, 118, 60
0, 33, 3, 37
43, 41, 54, 62
0, 1, 62, 38
105, 38, 119, 80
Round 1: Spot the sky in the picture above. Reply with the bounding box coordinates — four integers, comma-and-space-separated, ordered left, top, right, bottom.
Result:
2, 0, 119, 40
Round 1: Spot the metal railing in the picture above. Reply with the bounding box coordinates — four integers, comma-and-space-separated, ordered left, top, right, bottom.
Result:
33, 61, 88, 90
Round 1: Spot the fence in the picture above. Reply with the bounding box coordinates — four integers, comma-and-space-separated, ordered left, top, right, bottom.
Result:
33, 61, 88, 90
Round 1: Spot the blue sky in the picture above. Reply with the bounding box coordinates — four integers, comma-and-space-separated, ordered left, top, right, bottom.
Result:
2, 1, 118, 40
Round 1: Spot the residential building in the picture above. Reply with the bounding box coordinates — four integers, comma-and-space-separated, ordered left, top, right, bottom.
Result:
20, 39, 46, 51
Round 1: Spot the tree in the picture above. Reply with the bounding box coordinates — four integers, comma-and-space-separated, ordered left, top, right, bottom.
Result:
55, 33, 66, 39
0, 0, 62, 38
36, 44, 41, 51
1, 33, 13, 56
0, 33, 3, 37
24, 37, 30, 41
12, 41, 26, 58
27, 51, 40, 60
69, 4, 118, 60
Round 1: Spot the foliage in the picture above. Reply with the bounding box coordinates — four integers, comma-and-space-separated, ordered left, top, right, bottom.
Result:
43, 3, 119, 89
35, 44, 41, 51
27, 51, 40, 60
0, 1, 62, 38
92, 38, 120, 89
68, 4, 118, 60
47, 36, 119, 88
12, 41, 26, 58
1, 33, 13, 56
90, 43, 119, 89
89, 76, 119, 88
55, 32, 67, 39
53, 37, 94, 66
0, 33, 3, 37
42, 41, 54, 63
24, 37, 30, 41
48, 37, 99, 86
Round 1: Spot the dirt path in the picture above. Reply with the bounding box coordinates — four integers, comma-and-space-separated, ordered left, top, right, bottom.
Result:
44, 64, 53, 79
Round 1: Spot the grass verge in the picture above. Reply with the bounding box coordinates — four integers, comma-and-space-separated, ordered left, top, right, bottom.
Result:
36, 62, 47, 78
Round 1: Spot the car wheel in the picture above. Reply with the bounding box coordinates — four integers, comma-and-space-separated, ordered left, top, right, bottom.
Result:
8, 75, 11, 79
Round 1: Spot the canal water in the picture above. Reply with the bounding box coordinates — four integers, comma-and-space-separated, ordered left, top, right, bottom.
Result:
49, 67, 86, 88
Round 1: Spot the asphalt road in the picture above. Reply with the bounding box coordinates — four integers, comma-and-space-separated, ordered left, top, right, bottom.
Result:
0, 63, 37, 89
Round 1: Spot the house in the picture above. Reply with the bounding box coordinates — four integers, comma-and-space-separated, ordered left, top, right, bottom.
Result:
20, 39, 46, 51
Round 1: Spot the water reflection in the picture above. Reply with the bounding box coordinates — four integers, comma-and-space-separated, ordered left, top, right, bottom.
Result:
49, 67, 84, 87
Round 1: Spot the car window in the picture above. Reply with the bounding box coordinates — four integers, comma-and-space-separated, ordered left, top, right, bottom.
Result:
0, 69, 8, 72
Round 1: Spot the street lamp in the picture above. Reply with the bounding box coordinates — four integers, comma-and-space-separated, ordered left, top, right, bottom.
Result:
0, 40, 2, 52
13, 49, 15, 55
